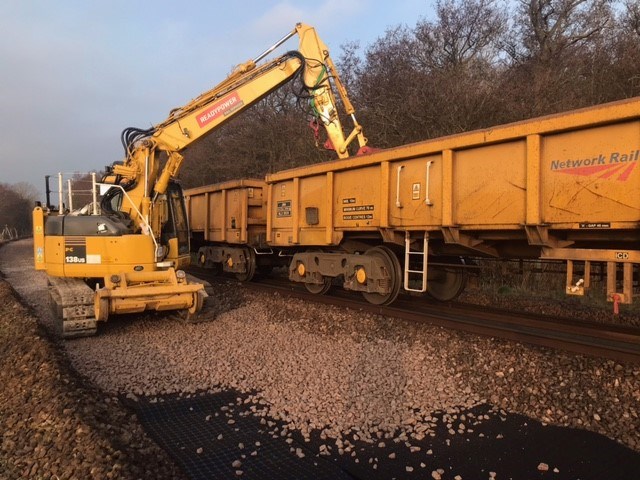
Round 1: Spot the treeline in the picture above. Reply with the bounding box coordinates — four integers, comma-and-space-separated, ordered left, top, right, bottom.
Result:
0, 183, 38, 236
179, 0, 640, 188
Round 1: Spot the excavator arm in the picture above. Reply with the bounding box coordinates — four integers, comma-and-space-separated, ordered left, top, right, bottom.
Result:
153, 23, 366, 156
105, 23, 368, 235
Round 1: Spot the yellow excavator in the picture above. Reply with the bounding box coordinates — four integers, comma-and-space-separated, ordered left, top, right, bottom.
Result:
33, 23, 368, 337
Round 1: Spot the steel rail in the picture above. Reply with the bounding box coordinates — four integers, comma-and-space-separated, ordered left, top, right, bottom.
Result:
190, 268, 640, 363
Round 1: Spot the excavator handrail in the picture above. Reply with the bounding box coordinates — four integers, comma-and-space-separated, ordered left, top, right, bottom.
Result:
96, 182, 161, 259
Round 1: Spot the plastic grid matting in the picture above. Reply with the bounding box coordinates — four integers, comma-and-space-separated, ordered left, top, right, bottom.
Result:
133, 391, 640, 480
132, 390, 354, 480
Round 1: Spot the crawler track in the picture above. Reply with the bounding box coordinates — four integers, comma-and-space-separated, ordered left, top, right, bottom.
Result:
48, 276, 98, 337
190, 267, 640, 363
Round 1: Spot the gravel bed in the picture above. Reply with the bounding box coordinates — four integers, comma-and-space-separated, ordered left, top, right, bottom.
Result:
458, 288, 640, 328
0, 280, 186, 479
1, 239, 639, 479
73, 286, 637, 451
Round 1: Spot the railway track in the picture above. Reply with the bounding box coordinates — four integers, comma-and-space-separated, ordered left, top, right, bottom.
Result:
190, 267, 640, 364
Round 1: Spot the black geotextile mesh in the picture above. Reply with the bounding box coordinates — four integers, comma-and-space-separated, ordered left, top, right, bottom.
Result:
131, 390, 640, 480
130, 389, 354, 480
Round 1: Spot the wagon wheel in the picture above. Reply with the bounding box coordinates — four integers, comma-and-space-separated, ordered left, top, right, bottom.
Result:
427, 258, 466, 302
302, 249, 332, 295
235, 248, 256, 282
361, 246, 402, 306
304, 276, 332, 295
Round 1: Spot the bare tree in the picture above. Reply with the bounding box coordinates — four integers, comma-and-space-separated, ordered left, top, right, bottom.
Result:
500, 0, 616, 117
10, 182, 40, 203
180, 86, 330, 188
511, 0, 613, 63
594, 1, 640, 98
0, 183, 34, 235
415, 0, 507, 70
623, 0, 640, 36
345, 1, 510, 146
336, 41, 363, 95
179, 0, 639, 188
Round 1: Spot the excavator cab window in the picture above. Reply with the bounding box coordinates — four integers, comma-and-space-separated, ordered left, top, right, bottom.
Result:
106, 188, 123, 213
162, 183, 190, 256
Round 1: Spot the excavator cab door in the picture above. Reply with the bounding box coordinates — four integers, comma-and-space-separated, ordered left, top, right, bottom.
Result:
161, 182, 190, 261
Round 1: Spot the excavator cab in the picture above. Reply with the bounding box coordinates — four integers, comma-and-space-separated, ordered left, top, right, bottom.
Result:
96, 178, 191, 267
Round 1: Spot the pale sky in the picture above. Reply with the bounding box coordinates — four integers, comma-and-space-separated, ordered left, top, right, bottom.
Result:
0, 0, 434, 193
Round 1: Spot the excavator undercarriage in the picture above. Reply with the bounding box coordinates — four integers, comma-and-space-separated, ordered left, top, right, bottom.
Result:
46, 269, 207, 339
